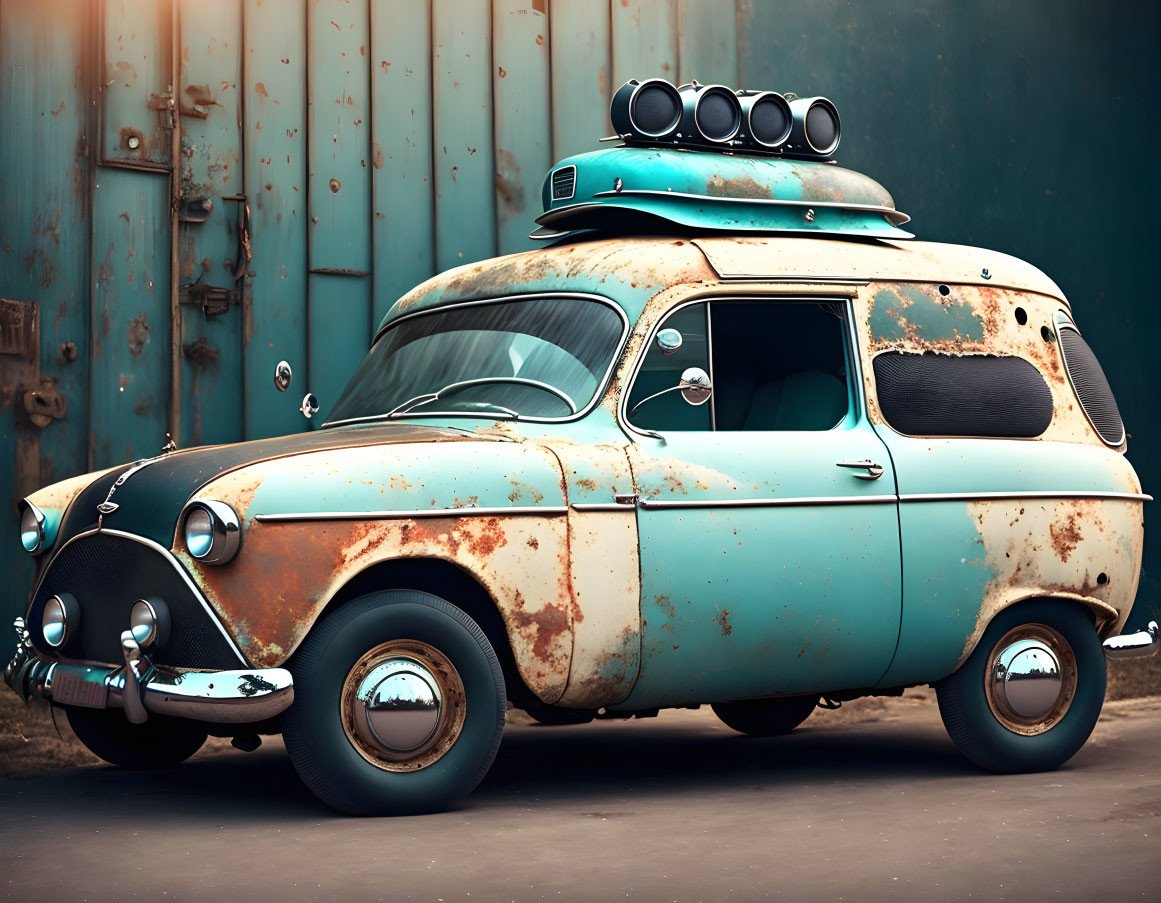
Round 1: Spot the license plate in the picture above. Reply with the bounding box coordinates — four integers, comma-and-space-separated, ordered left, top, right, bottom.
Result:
52, 670, 109, 709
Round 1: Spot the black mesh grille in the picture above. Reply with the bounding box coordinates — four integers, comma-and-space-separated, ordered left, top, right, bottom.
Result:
27, 532, 245, 669
550, 166, 576, 201
695, 90, 739, 140
805, 103, 839, 152
631, 84, 680, 135
873, 352, 1053, 438
750, 96, 790, 145
1058, 326, 1125, 445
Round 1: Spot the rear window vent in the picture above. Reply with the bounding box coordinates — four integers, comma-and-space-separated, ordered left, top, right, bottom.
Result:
872, 352, 1053, 438
550, 165, 576, 201
1057, 325, 1125, 446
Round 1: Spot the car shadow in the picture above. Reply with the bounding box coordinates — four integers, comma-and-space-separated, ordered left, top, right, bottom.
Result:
2, 715, 979, 821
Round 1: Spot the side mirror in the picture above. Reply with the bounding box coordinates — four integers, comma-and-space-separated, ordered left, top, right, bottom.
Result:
678, 367, 712, 406
300, 393, 319, 419
656, 328, 683, 356
274, 361, 292, 392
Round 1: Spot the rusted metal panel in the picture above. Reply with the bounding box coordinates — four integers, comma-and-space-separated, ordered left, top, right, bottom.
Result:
101, 0, 173, 168
89, 173, 172, 468
611, 0, 678, 88
0, 0, 92, 494
548, 0, 611, 160
178, 0, 245, 447
369, 0, 435, 328
677, 0, 739, 86
242, 0, 310, 440
433, 0, 497, 270
492, 1, 551, 255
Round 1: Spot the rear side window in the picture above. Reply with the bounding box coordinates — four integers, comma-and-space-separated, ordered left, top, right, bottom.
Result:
873, 352, 1053, 438
1056, 324, 1125, 446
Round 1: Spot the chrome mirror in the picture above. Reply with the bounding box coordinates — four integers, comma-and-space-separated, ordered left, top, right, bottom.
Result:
678, 367, 712, 406
656, 328, 683, 356
274, 360, 292, 392
300, 393, 319, 419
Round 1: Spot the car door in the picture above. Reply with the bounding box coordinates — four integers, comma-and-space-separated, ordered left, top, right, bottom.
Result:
616, 296, 902, 709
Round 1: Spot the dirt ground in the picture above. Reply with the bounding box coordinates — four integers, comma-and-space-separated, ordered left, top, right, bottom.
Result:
2, 654, 1157, 779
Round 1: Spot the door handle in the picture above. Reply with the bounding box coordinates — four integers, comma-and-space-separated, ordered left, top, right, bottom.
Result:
836, 459, 884, 480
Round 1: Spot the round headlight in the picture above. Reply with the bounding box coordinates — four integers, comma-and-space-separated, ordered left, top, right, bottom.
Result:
20, 502, 45, 553
42, 593, 79, 648
130, 597, 171, 650
182, 500, 241, 565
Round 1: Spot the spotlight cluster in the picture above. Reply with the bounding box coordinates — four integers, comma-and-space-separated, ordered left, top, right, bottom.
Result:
610, 78, 840, 159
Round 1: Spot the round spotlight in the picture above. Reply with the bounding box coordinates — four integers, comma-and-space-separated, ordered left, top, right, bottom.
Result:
691, 85, 741, 143
20, 501, 45, 554
788, 96, 841, 157
182, 500, 242, 565
42, 593, 79, 649
611, 78, 682, 140
743, 92, 792, 149
130, 597, 171, 650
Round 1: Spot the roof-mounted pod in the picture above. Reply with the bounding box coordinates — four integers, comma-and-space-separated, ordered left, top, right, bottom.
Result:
534, 146, 912, 241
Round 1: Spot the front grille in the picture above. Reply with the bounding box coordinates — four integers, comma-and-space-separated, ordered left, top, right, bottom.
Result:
1057, 325, 1125, 446
27, 531, 246, 670
550, 165, 576, 201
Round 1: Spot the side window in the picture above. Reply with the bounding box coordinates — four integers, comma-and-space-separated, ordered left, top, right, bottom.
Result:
710, 301, 851, 431
626, 303, 711, 431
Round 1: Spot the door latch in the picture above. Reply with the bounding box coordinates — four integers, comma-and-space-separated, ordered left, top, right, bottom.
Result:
835, 459, 884, 480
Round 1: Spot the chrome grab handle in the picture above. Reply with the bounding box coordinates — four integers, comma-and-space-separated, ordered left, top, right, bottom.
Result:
836, 459, 884, 481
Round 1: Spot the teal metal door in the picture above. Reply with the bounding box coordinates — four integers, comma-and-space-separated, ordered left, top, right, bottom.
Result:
619, 300, 902, 709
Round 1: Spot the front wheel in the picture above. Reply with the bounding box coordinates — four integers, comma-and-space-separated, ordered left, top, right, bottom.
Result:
65, 706, 207, 769
282, 590, 506, 815
936, 600, 1105, 773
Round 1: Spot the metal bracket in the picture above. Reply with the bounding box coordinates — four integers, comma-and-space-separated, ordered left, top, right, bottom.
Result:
179, 279, 242, 318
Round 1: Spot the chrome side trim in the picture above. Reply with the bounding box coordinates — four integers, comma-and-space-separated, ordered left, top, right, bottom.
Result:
590, 188, 912, 226
570, 502, 637, 512
327, 292, 631, 429
639, 495, 898, 510
27, 527, 249, 667
1103, 621, 1159, 660
900, 490, 1151, 504
254, 505, 570, 523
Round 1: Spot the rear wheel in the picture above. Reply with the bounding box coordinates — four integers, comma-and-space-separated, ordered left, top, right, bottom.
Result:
282, 590, 506, 815
936, 600, 1105, 773
712, 695, 818, 737
65, 706, 207, 769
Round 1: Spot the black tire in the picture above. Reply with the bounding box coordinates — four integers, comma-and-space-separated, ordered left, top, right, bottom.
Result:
282, 590, 506, 816
936, 600, 1105, 773
65, 706, 207, 769
711, 695, 818, 737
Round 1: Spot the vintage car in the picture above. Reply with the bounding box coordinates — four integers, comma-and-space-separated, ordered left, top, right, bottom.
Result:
6, 80, 1159, 815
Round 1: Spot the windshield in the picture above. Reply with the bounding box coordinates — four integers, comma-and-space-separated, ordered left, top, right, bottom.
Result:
325, 296, 626, 425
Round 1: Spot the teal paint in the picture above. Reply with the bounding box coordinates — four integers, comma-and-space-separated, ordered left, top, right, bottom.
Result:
101, 0, 172, 168
869, 285, 984, 344
0, 0, 92, 485
492, 1, 552, 255
370, 0, 435, 327
548, 0, 611, 161
612, 0, 678, 88
242, 0, 310, 441
88, 170, 171, 469
433, 0, 496, 270
540, 147, 910, 239
307, 0, 372, 273
178, 0, 245, 447
677, 0, 739, 86
310, 273, 372, 421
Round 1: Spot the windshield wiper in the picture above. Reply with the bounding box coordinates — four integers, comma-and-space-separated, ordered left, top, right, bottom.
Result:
385, 376, 578, 419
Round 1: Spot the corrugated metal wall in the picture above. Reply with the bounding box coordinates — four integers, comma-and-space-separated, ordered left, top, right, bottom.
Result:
2, 0, 1159, 628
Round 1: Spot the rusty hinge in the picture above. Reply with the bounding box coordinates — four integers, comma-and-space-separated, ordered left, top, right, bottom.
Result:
179, 279, 242, 318
0, 298, 38, 359
147, 92, 176, 130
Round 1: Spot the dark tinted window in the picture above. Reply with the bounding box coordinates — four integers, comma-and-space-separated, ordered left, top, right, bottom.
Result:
873, 352, 1053, 438
626, 304, 711, 431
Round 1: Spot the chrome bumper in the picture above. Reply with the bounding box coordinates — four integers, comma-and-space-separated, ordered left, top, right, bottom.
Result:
4, 617, 293, 724
1103, 620, 1160, 661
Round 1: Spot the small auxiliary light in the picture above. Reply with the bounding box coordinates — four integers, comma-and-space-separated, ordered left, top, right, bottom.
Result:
678, 83, 742, 145
787, 96, 841, 158
736, 90, 793, 150
610, 78, 682, 141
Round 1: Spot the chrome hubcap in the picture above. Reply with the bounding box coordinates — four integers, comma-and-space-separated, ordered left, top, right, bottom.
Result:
342, 639, 465, 771
985, 623, 1077, 736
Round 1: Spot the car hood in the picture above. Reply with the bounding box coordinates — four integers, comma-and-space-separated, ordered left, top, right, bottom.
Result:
49, 423, 478, 549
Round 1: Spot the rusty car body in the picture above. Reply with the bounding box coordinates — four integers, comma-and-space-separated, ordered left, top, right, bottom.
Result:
6, 79, 1159, 815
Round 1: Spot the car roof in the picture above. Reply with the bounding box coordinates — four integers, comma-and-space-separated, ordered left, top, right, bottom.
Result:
379, 235, 1066, 335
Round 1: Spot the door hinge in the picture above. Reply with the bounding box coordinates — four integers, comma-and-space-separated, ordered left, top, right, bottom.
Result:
179, 280, 242, 318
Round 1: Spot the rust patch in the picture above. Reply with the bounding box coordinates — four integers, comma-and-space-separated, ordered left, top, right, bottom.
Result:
127, 312, 150, 355
372, 142, 384, 169
713, 605, 733, 637
183, 336, 220, 367
1049, 512, 1084, 563
495, 148, 524, 220
706, 174, 772, 200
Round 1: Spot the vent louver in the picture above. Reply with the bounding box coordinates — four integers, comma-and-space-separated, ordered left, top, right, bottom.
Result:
550, 165, 576, 201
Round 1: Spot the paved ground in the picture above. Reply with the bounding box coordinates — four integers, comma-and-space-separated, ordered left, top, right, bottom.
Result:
1, 691, 1158, 902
